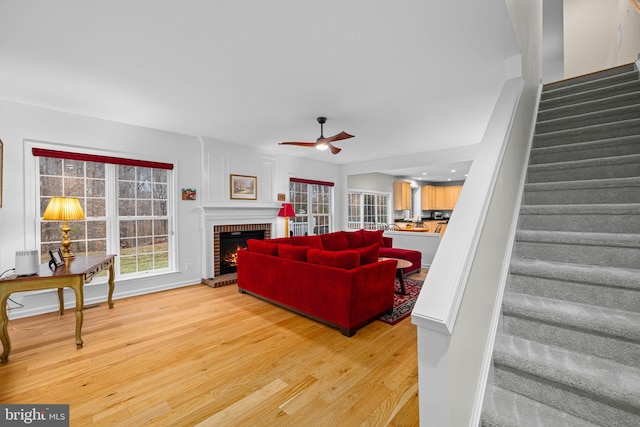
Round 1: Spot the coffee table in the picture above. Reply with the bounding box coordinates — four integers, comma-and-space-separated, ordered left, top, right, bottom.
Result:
379, 257, 413, 295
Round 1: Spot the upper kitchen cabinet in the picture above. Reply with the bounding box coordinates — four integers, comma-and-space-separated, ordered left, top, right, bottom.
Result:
393, 181, 411, 210
422, 185, 462, 210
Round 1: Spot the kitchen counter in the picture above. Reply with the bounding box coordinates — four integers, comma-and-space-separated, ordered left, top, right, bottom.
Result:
384, 230, 441, 267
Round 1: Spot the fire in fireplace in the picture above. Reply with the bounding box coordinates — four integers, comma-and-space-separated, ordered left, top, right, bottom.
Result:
219, 230, 264, 274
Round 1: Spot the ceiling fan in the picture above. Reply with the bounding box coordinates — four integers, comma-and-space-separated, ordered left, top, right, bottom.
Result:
279, 117, 354, 155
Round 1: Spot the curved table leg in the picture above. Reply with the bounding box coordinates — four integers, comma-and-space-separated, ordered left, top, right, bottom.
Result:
107, 261, 115, 309
57, 288, 64, 315
0, 292, 11, 363
71, 280, 84, 349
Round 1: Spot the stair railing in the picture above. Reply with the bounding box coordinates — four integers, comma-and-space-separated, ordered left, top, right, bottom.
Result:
411, 76, 532, 426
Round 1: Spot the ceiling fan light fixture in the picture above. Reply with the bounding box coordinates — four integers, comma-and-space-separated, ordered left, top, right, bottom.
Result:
316, 142, 329, 150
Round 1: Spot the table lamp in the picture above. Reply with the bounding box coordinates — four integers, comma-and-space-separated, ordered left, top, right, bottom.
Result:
278, 203, 295, 237
43, 197, 85, 260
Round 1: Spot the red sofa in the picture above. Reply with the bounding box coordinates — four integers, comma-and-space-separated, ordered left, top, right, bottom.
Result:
236, 229, 421, 336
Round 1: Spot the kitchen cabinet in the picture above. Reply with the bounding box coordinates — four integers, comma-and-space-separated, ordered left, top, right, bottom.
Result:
421, 185, 462, 210
394, 181, 411, 210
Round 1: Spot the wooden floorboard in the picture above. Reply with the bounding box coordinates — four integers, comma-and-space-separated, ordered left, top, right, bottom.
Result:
0, 272, 423, 426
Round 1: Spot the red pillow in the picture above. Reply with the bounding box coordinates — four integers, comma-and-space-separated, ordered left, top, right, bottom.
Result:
291, 235, 324, 249
360, 229, 384, 246
246, 239, 278, 256
307, 249, 360, 270
345, 231, 364, 248
319, 231, 349, 251
357, 243, 379, 265
278, 244, 309, 261
268, 237, 292, 245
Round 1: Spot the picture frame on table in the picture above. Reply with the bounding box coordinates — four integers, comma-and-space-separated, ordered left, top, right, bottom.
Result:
48, 249, 65, 269
230, 174, 257, 200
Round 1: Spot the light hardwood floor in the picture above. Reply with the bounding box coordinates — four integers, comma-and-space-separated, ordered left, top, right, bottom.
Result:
0, 273, 423, 426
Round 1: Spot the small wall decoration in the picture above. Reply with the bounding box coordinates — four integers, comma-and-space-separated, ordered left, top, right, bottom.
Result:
230, 174, 257, 200
277, 193, 286, 201
182, 188, 196, 200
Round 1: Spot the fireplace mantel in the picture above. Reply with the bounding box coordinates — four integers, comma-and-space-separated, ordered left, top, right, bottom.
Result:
199, 204, 281, 278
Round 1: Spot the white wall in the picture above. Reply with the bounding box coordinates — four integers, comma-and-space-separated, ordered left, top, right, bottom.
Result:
0, 100, 342, 319
564, 0, 640, 78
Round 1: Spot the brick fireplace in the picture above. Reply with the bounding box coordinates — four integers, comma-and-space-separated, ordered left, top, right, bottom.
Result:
200, 205, 280, 287
214, 223, 271, 275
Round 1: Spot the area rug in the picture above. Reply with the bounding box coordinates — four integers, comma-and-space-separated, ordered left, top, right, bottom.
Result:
378, 277, 424, 325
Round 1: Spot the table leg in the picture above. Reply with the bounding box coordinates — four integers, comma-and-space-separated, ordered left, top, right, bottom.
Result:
57, 288, 64, 315
0, 292, 11, 363
107, 260, 115, 309
71, 280, 84, 349
395, 269, 407, 295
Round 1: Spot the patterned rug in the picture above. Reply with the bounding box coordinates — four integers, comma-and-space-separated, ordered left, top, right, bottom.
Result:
378, 277, 424, 325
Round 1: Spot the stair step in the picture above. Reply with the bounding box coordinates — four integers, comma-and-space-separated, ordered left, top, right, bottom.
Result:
540, 79, 640, 112
530, 135, 640, 165
482, 386, 600, 427
493, 335, 640, 426
541, 71, 640, 104
538, 90, 640, 123
526, 154, 640, 184
514, 229, 640, 269
543, 63, 636, 92
535, 103, 640, 134
518, 203, 640, 233
523, 177, 640, 205
502, 292, 640, 367
509, 258, 640, 313
533, 118, 640, 149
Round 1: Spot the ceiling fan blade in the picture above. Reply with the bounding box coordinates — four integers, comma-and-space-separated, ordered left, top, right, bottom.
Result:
278, 142, 317, 147
328, 143, 342, 155
319, 131, 354, 144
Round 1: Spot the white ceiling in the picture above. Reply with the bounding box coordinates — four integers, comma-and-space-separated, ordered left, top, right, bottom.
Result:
0, 0, 520, 181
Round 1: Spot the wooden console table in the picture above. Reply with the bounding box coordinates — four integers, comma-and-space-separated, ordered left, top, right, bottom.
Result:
0, 255, 115, 363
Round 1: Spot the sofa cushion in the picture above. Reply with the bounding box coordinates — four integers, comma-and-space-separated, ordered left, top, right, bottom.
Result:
291, 235, 324, 249
278, 244, 309, 262
379, 247, 422, 274
246, 239, 278, 256
268, 237, 292, 245
307, 249, 360, 270
345, 231, 364, 248
319, 231, 350, 251
357, 243, 380, 265
360, 229, 384, 246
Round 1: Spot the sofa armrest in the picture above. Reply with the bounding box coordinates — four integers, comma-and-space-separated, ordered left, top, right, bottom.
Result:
382, 236, 393, 248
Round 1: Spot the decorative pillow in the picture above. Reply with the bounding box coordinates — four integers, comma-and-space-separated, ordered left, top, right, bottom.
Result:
291, 235, 324, 249
268, 237, 292, 245
278, 244, 309, 261
319, 231, 349, 251
246, 239, 278, 256
360, 229, 384, 246
345, 231, 364, 248
357, 243, 379, 265
307, 249, 360, 270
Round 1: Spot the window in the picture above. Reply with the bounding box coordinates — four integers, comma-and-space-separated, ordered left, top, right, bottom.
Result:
347, 191, 390, 230
35, 148, 174, 278
289, 178, 333, 236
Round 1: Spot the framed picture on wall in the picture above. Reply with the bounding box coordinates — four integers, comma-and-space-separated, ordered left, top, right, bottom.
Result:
230, 174, 257, 200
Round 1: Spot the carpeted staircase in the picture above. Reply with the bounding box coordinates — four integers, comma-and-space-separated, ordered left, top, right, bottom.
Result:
482, 63, 640, 426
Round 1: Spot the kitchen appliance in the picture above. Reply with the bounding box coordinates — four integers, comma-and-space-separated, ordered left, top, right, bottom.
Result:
15, 250, 39, 276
